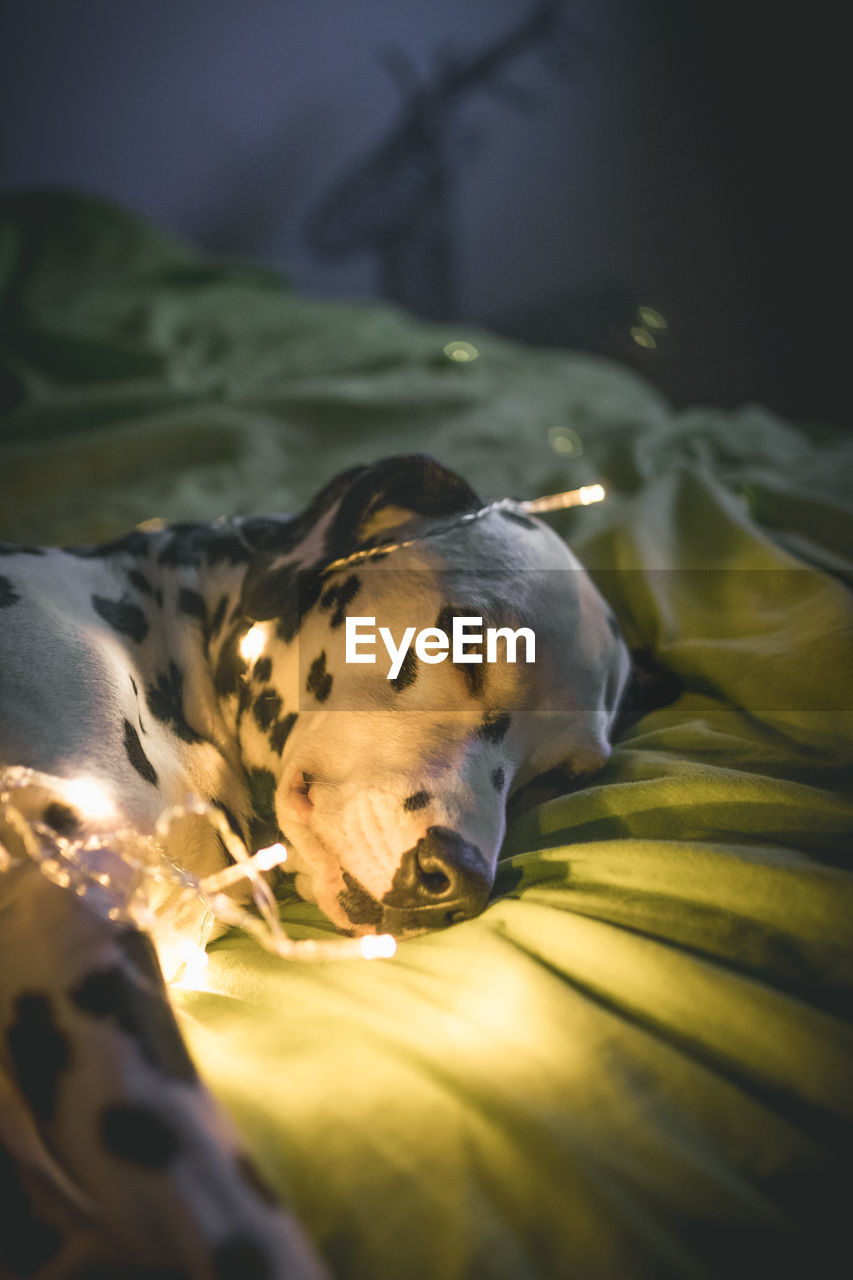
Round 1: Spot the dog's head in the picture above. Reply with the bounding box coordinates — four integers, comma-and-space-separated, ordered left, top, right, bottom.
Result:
232, 456, 630, 936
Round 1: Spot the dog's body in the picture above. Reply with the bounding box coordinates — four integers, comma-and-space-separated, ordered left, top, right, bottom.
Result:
0, 456, 629, 1276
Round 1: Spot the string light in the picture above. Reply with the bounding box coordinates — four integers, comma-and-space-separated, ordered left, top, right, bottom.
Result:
3, 482, 601, 980
239, 624, 267, 662
0, 767, 396, 984
320, 484, 607, 575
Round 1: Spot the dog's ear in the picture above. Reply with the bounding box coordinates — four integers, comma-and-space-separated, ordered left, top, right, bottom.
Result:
322, 455, 483, 560
241, 456, 481, 626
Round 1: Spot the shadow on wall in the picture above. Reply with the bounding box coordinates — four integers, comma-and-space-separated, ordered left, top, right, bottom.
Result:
303, 0, 597, 322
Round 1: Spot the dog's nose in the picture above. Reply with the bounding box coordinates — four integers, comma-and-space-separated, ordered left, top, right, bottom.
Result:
386, 825, 492, 927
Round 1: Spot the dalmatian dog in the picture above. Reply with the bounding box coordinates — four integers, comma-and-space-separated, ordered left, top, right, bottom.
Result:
0, 455, 630, 1278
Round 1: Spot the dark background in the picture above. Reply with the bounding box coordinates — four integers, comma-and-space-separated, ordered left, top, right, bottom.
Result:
0, 0, 846, 426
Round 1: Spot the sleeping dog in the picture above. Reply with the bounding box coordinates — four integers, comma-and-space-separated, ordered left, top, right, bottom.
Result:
0, 455, 629, 1277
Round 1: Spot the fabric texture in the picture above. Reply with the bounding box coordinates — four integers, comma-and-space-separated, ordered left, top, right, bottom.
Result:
1, 190, 851, 1279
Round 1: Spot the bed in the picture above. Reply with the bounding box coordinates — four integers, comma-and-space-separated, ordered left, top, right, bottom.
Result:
1, 189, 851, 1278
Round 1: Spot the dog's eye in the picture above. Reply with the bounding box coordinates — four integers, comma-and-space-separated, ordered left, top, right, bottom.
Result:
298, 772, 314, 796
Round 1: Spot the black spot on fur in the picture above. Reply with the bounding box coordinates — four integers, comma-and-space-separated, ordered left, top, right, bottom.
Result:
146, 662, 202, 743
100, 1105, 180, 1169
178, 586, 207, 622
477, 711, 511, 743
404, 790, 430, 811
237, 681, 253, 720
123, 718, 159, 786
436, 603, 486, 697
208, 593, 229, 642
6, 994, 70, 1122
434, 604, 455, 637
211, 1237, 273, 1280
214, 622, 249, 697
65, 530, 150, 558
0, 1142, 63, 1274
338, 870, 384, 927
252, 656, 272, 683
391, 649, 418, 692
499, 508, 538, 529
269, 712, 298, 755
216, 804, 245, 843
127, 568, 152, 595
320, 573, 361, 628
156, 523, 251, 569
234, 515, 308, 555
247, 767, 276, 817
253, 687, 283, 731
42, 801, 80, 835
463, 662, 485, 697
236, 1153, 279, 1207
491, 766, 506, 792
242, 560, 324, 641
92, 594, 149, 643
70, 967, 198, 1083
247, 768, 281, 849
0, 574, 20, 607
306, 651, 333, 702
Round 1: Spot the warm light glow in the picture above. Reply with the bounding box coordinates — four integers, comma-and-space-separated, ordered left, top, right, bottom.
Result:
239, 624, 266, 663
2, 771, 400, 972
254, 841, 288, 871
443, 340, 480, 363
360, 934, 398, 960
522, 484, 606, 514
164, 939, 211, 989
64, 777, 115, 821
199, 840, 288, 895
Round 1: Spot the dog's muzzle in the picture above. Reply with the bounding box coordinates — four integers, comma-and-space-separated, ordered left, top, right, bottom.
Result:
382, 825, 492, 932
337, 825, 493, 934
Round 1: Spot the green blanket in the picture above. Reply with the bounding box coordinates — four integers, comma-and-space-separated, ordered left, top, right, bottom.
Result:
2, 191, 851, 1279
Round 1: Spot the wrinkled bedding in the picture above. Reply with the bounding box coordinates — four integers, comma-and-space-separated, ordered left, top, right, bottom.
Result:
1, 191, 852, 1279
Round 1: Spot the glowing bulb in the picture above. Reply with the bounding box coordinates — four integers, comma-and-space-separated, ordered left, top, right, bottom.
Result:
578, 483, 605, 505
239, 625, 266, 663
64, 777, 114, 821
521, 484, 606, 514
254, 842, 288, 871
360, 934, 397, 960
164, 939, 210, 989
179, 944, 210, 988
